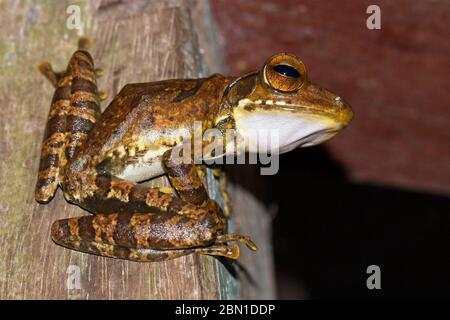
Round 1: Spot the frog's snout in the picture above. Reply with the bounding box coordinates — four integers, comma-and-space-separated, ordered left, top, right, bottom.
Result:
334, 97, 353, 128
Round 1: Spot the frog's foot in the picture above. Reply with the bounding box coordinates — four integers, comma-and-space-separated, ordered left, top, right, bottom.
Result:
194, 244, 240, 260
216, 234, 257, 251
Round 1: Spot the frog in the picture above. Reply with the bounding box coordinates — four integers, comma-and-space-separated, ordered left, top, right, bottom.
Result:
35, 38, 353, 262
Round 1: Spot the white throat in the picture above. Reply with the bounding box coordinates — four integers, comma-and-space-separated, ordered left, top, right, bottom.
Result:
234, 108, 339, 154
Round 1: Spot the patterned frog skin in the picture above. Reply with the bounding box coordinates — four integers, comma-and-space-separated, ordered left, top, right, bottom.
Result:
35, 39, 353, 262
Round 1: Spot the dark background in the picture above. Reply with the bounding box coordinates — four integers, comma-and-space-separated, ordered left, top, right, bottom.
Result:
211, 0, 450, 299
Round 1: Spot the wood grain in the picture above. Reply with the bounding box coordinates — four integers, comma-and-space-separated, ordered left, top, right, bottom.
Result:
0, 0, 274, 299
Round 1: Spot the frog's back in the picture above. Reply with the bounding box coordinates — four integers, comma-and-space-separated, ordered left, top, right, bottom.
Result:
83, 75, 229, 157
76, 75, 231, 181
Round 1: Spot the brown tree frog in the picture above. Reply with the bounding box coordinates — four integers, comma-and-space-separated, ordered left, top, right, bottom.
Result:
35, 39, 353, 262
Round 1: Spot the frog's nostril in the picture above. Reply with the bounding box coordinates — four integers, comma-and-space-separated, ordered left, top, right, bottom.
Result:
331, 95, 353, 126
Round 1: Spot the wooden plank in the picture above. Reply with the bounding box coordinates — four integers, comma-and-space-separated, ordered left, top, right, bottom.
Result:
0, 0, 274, 299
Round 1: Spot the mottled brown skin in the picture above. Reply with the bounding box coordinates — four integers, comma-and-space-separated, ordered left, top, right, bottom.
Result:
35, 40, 352, 262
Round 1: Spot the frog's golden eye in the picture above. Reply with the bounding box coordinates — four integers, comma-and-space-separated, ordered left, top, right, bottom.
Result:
262, 53, 307, 93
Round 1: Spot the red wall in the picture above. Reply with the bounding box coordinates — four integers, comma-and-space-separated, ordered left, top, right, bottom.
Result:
211, 0, 450, 195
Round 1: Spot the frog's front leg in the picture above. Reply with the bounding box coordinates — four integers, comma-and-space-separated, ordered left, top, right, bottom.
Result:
53, 150, 256, 262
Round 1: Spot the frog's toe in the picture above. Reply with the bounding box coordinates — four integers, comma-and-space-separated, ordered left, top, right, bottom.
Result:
94, 68, 104, 77
50, 219, 71, 246
220, 244, 240, 260
195, 244, 240, 260
37, 61, 64, 87
98, 90, 108, 101
216, 234, 257, 251
78, 36, 92, 50
37, 61, 53, 74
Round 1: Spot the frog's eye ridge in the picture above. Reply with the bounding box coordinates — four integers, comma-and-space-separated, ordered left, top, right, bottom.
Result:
263, 53, 308, 93
272, 64, 300, 78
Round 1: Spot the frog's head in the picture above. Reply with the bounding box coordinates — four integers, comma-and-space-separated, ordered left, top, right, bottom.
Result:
216, 53, 353, 154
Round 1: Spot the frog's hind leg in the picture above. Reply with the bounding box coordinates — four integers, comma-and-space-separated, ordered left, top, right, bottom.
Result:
77, 36, 108, 101
35, 68, 71, 203
59, 156, 231, 260
64, 49, 101, 161
35, 44, 102, 203
51, 212, 252, 262
56, 149, 257, 261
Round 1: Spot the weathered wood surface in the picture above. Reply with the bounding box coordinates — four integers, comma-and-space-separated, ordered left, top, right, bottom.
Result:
0, 0, 274, 299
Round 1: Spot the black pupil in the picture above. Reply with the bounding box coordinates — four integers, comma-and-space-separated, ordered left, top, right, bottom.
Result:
272, 64, 300, 78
